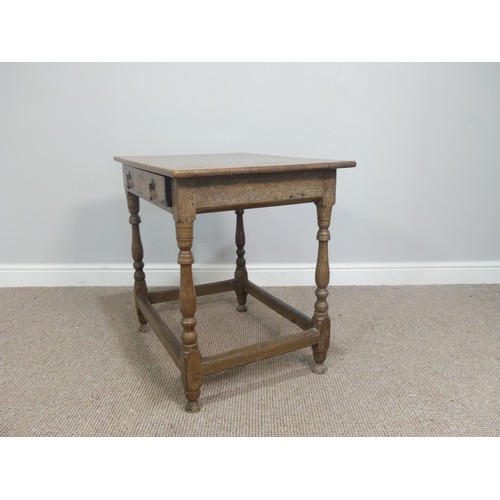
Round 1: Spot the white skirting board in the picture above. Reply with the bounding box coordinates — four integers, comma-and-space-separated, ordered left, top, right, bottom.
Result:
1, 262, 499, 287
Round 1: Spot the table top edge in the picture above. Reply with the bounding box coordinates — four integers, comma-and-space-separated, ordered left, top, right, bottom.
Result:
114, 153, 357, 178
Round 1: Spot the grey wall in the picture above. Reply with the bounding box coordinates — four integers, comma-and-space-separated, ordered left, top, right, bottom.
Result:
1, 63, 499, 272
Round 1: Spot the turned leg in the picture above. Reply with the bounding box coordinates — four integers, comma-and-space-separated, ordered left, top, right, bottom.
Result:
176, 220, 203, 412
234, 209, 248, 312
126, 191, 150, 332
311, 199, 333, 374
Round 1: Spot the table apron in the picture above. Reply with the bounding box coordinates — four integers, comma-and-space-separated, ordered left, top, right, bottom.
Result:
193, 170, 334, 213
124, 168, 336, 214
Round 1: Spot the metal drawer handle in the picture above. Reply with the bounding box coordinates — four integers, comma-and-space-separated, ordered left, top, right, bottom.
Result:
126, 171, 132, 190
149, 179, 156, 200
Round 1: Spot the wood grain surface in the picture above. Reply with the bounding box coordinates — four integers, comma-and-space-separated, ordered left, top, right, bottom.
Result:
115, 152, 356, 178
118, 151, 356, 411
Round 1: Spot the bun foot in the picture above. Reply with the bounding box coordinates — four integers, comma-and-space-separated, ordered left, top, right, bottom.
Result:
237, 304, 247, 312
139, 323, 150, 332
185, 401, 201, 413
312, 362, 327, 374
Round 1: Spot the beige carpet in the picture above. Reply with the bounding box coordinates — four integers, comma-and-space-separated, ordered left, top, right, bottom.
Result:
1, 284, 499, 436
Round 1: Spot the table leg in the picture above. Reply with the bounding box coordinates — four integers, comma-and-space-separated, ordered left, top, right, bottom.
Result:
311, 199, 333, 374
176, 220, 203, 412
234, 209, 248, 312
126, 191, 150, 332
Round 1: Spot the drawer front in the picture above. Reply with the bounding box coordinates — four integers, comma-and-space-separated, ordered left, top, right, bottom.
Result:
123, 166, 172, 211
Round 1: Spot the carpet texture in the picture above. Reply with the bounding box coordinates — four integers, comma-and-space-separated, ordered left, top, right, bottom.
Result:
1, 285, 499, 436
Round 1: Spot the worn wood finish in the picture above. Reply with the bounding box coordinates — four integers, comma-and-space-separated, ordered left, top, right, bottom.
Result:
115, 152, 356, 178
194, 170, 326, 213
243, 280, 312, 330
117, 153, 356, 412
126, 191, 149, 332
123, 165, 172, 212
311, 172, 336, 373
201, 328, 320, 375
174, 180, 203, 413
148, 279, 236, 305
234, 210, 248, 312
136, 295, 182, 366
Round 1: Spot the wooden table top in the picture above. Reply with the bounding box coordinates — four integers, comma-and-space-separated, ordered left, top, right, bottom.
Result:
114, 152, 356, 178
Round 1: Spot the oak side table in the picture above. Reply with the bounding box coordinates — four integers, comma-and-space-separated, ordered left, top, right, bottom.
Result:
114, 153, 356, 412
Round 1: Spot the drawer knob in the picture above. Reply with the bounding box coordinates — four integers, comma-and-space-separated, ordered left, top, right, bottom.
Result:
149, 179, 156, 200
126, 172, 132, 190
